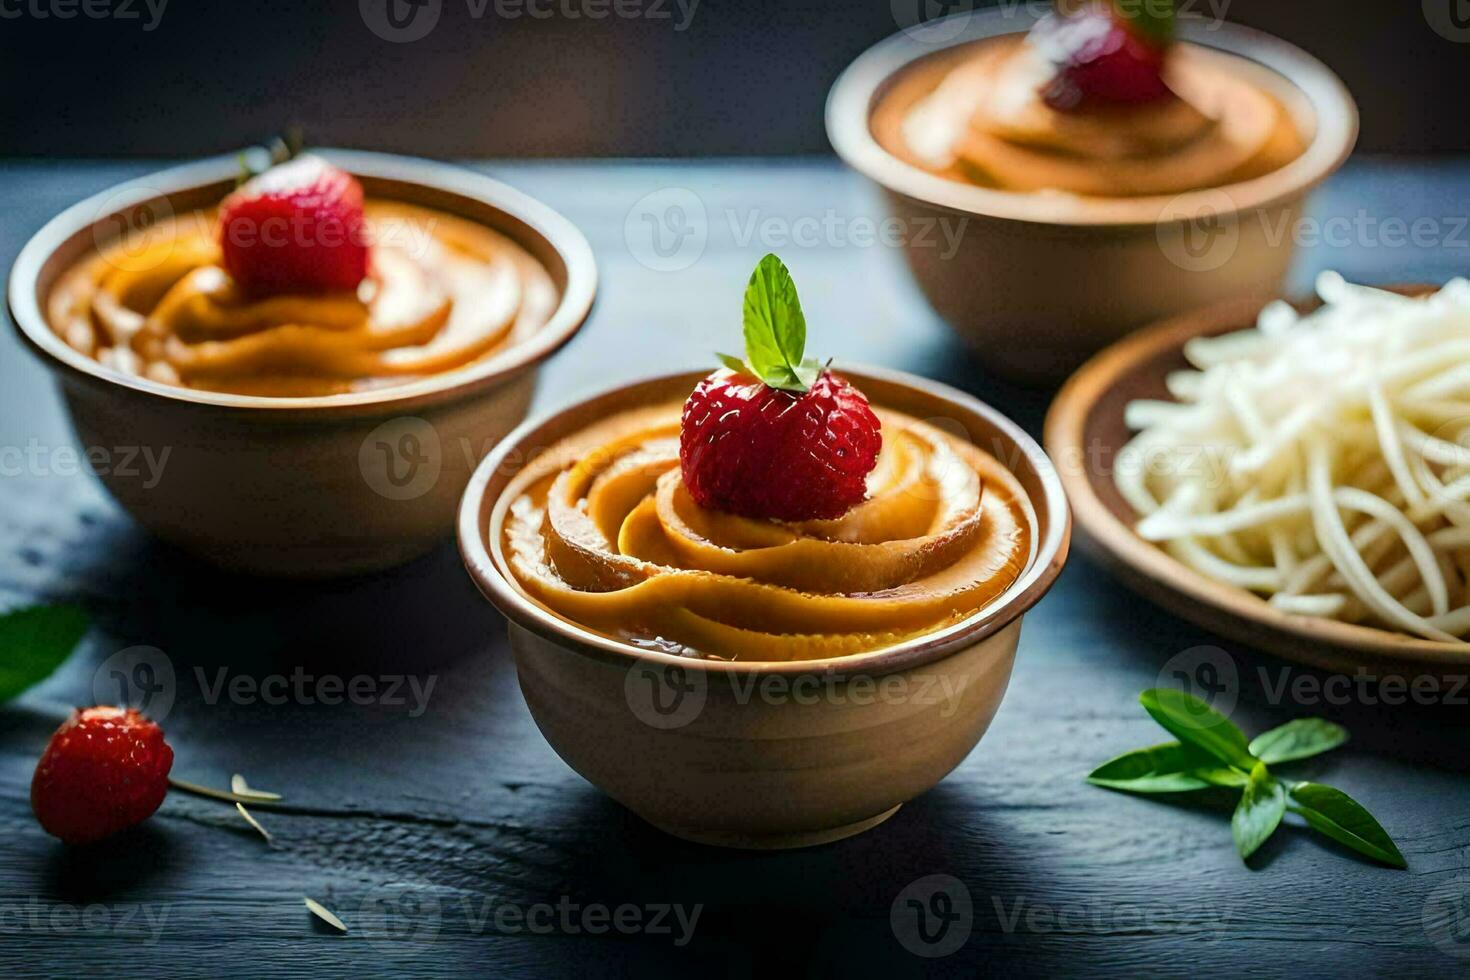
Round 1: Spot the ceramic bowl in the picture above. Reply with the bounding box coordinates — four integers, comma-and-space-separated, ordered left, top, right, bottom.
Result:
7, 150, 596, 576
1043, 284, 1469, 676
458, 366, 1070, 848
826, 10, 1358, 383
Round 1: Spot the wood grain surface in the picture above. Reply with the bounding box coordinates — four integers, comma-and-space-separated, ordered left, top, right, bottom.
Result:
2, 159, 1470, 979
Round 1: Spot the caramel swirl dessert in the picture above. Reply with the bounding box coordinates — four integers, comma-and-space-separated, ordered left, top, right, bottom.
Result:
873, 2, 1305, 198
499, 255, 1034, 661
48, 156, 556, 396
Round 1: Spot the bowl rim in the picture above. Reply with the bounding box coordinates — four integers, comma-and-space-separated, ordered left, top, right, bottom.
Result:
6, 148, 597, 417
825, 9, 1359, 228
1043, 281, 1470, 671
458, 364, 1072, 678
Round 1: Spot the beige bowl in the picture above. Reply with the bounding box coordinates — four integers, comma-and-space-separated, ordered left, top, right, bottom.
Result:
458, 367, 1070, 848
826, 10, 1358, 383
7, 150, 596, 577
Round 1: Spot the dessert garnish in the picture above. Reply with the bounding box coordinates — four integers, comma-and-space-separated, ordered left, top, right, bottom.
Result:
1031, 0, 1176, 111
1090, 689, 1405, 867
31, 706, 174, 845
680, 253, 882, 521
1118, 275, 1470, 642
218, 154, 370, 295
0, 602, 88, 703
500, 255, 1033, 659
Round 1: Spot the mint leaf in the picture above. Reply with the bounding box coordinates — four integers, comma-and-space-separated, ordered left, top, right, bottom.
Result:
1139, 688, 1255, 769
716, 353, 750, 375
792, 356, 822, 390
1193, 766, 1250, 789
1087, 741, 1216, 793
741, 254, 811, 392
1231, 761, 1285, 860
1114, 0, 1175, 45
0, 604, 90, 702
1289, 783, 1406, 868
1249, 718, 1349, 765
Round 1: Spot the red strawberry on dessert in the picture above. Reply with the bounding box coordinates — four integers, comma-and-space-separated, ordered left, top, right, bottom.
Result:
1032, 0, 1175, 111
32, 706, 174, 845
218, 154, 369, 295
680, 254, 882, 522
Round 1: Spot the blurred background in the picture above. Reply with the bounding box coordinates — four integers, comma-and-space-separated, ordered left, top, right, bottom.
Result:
3, 0, 1465, 158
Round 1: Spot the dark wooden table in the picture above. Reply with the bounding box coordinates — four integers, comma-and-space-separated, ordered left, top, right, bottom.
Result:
2, 158, 1470, 979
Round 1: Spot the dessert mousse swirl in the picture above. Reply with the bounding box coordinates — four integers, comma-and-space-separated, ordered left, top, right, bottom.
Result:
49, 201, 557, 397
501, 402, 1034, 661
878, 35, 1305, 198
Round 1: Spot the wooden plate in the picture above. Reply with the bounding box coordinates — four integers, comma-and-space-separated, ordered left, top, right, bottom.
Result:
1043, 284, 1470, 676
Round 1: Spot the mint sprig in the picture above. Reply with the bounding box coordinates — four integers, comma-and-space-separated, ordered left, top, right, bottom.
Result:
1112, 0, 1175, 46
1088, 689, 1404, 868
720, 253, 822, 393
0, 604, 90, 703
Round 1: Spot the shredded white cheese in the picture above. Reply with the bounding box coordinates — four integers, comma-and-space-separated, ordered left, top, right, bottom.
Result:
1118, 274, 1470, 641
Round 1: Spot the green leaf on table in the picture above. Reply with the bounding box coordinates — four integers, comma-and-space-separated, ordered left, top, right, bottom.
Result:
1087, 741, 1217, 793
1288, 783, 1406, 869
0, 604, 90, 703
1139, 688, 1255, 769
1192, 766, 1250, 789
741, 254, 814, 392
1248, 718, 1348, 764
1231, 761, 1285, 860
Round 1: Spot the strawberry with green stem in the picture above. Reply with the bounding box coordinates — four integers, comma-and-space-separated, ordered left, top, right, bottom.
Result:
1030, 0, 1178, 111
680, 254, 882, 522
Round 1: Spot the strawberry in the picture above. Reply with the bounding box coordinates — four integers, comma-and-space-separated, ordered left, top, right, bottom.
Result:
1032, 2, 1174, 111
218, 154, 369, 295
679, 254, 882, 522
681, 368, 882, 521
31, 706, 173, 845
